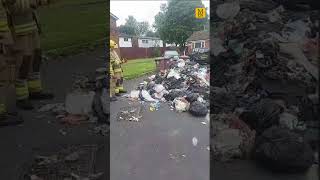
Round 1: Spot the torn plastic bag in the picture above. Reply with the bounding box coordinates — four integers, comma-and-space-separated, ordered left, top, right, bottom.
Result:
147, 81, 155, 90
130, 90, 140, 99
164, 90, 186, 101
177, 59, 186, 68
240, 99, 283, 134
189, 101, 208, 117
255, 126, 314, 172
212, 38, 227, 56
216, 2, 240, 19
140, 90, 157, 102
279, 112, 299, 130
167, 69, 181, 79
174, 97, 190, 112
154, 84, 165, 93
186, 93, 199, 103
164, 77, 185, 89
65, 91, 95, 115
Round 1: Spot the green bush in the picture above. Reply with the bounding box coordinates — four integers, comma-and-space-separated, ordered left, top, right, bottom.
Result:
153, 46, 161, 57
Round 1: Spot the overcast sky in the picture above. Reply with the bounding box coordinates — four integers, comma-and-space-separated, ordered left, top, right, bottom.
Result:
111, 0, 210, 30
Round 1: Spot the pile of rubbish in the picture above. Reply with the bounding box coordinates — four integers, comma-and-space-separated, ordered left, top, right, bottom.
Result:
211, 0, 319, 172
37, 68, 109, 130
127, 59, 210, 117
19, 145, 103, 180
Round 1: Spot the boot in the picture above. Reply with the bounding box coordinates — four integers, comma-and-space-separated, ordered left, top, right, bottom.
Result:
27, 72, 54, 100
0, 113, 24, 126
30, 91, 54, 100
17, 99, 34, 110
110, 96, 117, 101
119, 89, 127, 93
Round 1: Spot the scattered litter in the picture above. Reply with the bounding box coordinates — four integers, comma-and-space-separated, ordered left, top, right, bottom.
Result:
130, 90, 140, 99
65, 91, 95, 115
38, 103, 65, 113
59, 129, 67, 136
61, 114, 88, 125
117, 106, 143, 122
141, 90, 157, 102
150, 102, 160, 111
93, 124, 109, 136
20, 145, 99, 180
192, 137, 198, 146
169, 153, 187, 162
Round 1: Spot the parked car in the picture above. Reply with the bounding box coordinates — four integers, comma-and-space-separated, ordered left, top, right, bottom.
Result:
163, 50, 179, 60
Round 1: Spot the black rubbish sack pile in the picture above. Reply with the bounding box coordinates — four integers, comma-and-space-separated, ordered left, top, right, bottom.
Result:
255, 126, 314, 172
211, 0, 318, 172
127, 58, 210, 117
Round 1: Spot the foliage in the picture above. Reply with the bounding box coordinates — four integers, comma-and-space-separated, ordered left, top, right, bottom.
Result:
152, 46, 162, 57
153, 0, 208, 50
119, 16, 150, 36
146, 30, 159, 37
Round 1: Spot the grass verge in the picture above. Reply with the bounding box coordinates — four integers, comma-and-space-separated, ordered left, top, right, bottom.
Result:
122, 58, 156, 80
39, 0, 107, 57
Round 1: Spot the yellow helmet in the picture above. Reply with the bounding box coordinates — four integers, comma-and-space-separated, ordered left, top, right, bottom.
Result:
110, 40, 118, 49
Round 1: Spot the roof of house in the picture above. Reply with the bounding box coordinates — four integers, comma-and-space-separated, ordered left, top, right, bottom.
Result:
138, 36, 161, 40
119, 33, 132, 38
187, 31, 209, 41
110, 13, 119, 20
119, 34, 161, 40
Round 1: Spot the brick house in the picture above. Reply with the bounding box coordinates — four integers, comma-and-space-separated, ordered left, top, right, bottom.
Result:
110, 12, 120, 54
186, 31, 210, 54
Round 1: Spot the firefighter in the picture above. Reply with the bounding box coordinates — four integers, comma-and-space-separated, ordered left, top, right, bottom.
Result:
110, 40, 126, 96
9, 0, 53, 110
0, 0, 23, 125
109, 40, 117, 101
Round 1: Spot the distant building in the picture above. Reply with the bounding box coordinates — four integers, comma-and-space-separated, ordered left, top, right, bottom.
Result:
110, 12, 119, 44
138, 37, 163, 48
118, 34, 163, 48
118, 33, 133, 47
110, 12, 120, 54
186, 30, 210, 54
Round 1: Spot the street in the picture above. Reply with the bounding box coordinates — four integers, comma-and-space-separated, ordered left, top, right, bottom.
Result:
0, 49, 108, 179
110, 76, 210, 180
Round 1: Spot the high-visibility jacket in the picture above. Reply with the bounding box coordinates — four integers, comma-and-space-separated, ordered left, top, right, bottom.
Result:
9, 0, 47, 36
110, 50, 122, 73
109, 61, 114, 76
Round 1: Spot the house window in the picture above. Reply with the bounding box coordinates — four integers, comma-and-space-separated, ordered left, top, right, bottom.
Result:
194, 42, 202, 48
193, 41, 205, 48
142, 39, 148, 43
124, 38, 129, 41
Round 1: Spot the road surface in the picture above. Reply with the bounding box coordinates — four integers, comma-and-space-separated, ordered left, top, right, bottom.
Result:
0, 49, 108, 179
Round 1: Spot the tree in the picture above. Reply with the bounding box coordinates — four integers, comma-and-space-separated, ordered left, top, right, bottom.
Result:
153, 0, 208, 51
145, 30, 159, 37
119, 16, 150, 36
119, 25, 136, 36
136, 21, 150, 36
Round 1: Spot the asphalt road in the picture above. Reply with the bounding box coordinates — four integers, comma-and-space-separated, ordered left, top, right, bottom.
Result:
110, 76, 318, 180
0, 49, 108, 180
110, 76, 210, 180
